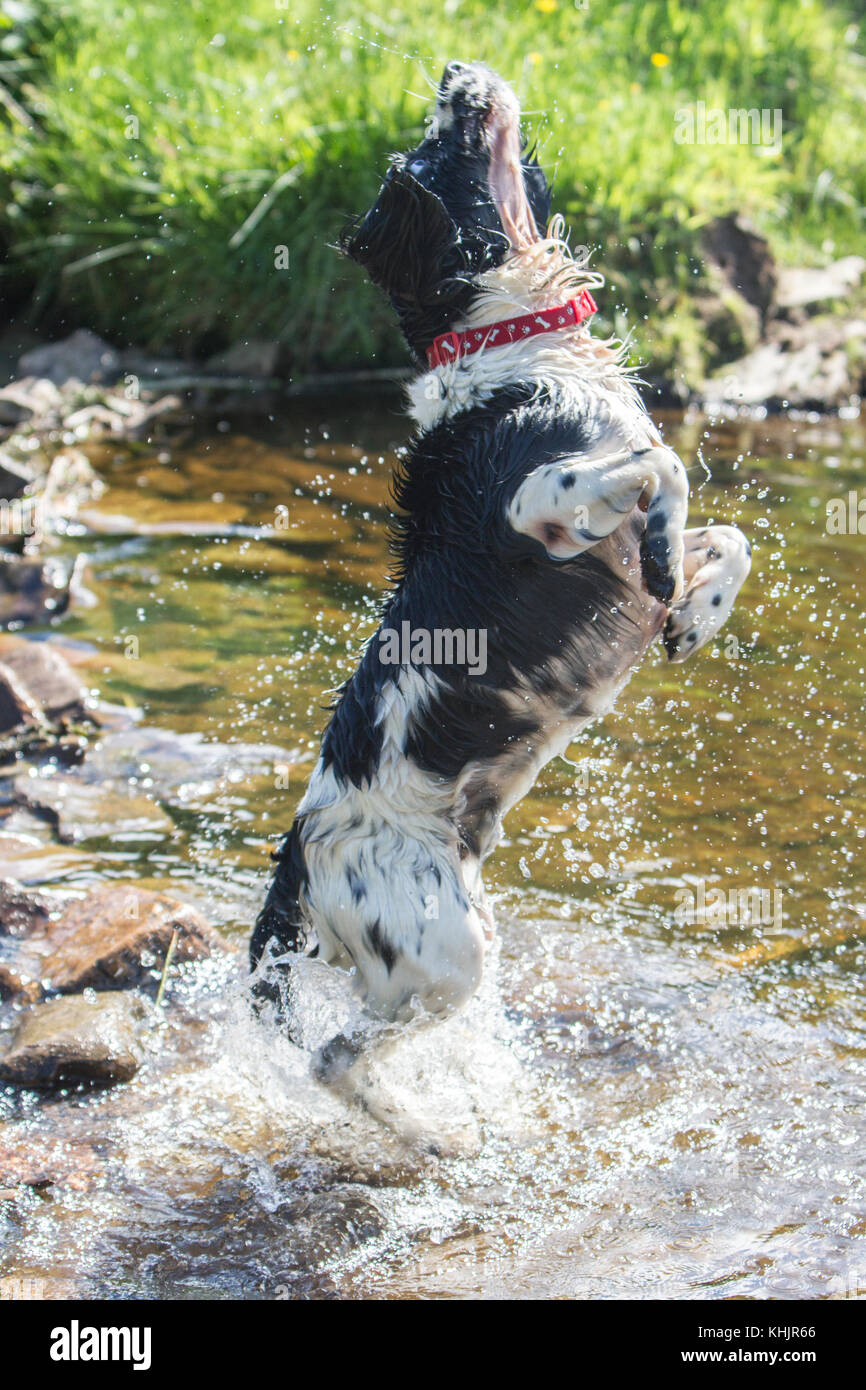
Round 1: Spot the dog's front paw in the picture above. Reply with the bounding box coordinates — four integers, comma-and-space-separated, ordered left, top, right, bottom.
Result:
640, 494, 684, 604
663, 524, 751, 661
663, 601, 703, 660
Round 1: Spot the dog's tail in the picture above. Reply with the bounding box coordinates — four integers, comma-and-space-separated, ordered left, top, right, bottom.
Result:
249, 818, 310, 978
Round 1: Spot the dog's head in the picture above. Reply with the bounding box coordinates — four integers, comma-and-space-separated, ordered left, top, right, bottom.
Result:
342, 61, 551, 363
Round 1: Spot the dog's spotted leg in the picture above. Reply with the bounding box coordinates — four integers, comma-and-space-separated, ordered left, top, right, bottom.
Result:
663, 525, 751, 661
508, 441, 689, 603
305, 871, 488, 1148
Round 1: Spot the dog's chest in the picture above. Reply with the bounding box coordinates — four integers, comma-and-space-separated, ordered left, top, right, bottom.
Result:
450, 507, 665, 861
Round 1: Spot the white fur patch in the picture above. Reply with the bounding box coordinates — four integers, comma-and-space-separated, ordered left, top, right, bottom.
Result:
295, 667, 486, 1019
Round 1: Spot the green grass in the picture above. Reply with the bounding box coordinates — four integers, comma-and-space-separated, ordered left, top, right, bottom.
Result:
0, 0, 864, 384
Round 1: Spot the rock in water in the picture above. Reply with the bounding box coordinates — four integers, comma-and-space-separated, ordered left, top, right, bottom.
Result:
0, 877, 53, 936
0, 880, 54, 998
0, 662, 42, 735
0, 641, 89, 722
0, 992, 149, 1087
39, 883, 229, 992
0, 1131, 106, 1192
13, 771, 173, 844
0, 960, 41, 1003
0, 553, 76, 628
705, 318, 866, 410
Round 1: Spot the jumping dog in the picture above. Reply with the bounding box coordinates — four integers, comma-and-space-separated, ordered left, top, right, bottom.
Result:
250, 61, 751, 1098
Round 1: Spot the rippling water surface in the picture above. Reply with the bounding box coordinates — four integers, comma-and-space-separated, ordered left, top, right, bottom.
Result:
1, 401, 864, 1299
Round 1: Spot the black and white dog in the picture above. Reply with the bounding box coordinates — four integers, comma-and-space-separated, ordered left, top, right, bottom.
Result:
251, 62, 750, 1090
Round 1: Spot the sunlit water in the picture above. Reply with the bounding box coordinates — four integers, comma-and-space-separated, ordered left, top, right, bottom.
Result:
1, 401, 865, 1299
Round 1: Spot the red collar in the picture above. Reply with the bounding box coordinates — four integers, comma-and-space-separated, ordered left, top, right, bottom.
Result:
425, 289, 598, 370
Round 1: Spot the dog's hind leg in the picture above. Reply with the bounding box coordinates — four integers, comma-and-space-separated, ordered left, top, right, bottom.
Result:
310, 894, 488, 1149
249, 818, 311, 1017
663, 524, 751, 660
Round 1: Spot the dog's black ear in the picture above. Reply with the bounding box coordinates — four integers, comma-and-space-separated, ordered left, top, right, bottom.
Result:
341, 164, 461, 304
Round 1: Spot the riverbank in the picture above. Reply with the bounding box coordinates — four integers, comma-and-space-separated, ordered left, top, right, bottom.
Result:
1, 0, 865, 398
1, 212, 864, 432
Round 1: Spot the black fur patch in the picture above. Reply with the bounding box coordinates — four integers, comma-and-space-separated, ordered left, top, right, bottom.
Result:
366, 919, 398, 973
346, 867, 367, 903
390, 387, 643, 782
250, 817, 311, 980
320, 637, 393, 788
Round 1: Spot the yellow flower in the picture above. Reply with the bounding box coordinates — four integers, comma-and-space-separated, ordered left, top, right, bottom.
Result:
287, 48, 300, 61
630, 81, 641, 94
650, 52, 670, 67
527, 52, 543, 66
535, 0, 558, 13
598, 98, 611, 111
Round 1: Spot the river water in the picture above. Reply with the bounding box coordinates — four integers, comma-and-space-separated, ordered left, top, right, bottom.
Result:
0, 402, 864, 1299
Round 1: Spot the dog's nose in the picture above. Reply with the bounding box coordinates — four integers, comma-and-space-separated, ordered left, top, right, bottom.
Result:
437, 61, 504, 114
438, 60, 468, 98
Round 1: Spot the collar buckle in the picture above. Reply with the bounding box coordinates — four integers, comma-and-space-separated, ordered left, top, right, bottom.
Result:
569, 289, 598, 321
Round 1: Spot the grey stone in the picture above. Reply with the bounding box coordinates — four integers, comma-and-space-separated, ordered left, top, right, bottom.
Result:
18, 330, 121, 387
0, 641, 89, 721
81, 727, 300, 808
776, 257, 866, 311
14, 772, 173, 845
